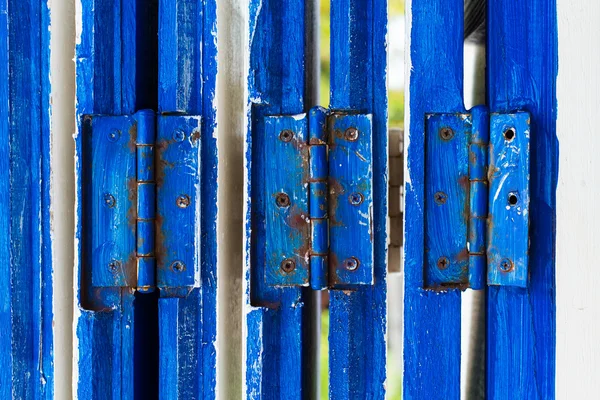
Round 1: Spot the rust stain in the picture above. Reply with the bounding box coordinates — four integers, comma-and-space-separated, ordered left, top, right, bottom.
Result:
328, 178, 344, 227
128, 122, 137, 152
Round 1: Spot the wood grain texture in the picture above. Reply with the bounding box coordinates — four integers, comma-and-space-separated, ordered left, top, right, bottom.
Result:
156, 0, 219, 397
404, 0, 464, 398
0, 0, 53, 397
245, 0, 309, 398
328, 0, 387, 398
486, 0, 557, 398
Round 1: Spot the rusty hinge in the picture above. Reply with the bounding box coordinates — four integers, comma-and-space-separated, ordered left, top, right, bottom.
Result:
263, 106, 374, 290
424, 106, 530, 290
81, 110, 202, 296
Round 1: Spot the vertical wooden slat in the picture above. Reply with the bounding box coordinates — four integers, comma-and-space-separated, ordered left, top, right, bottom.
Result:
328, 0, 388, 398
486, 0, 557, 398
0, 0, 53, 397
404, 0, 465, 398
245, 1, 309, 398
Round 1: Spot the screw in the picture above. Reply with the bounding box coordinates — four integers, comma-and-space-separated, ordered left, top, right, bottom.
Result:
434, 191, 448, 205
171, 261, 185, 273
108, 260, 121, 273
348, 192, 364, 206
439, 127, 454, 141
280, 258, 296, 273
279, 130, 294, 142
437, 256, 450, 270
103, 193, 116, 208
107, 129, 121, 142
344, 127, 359, 141
177, 194, 191, 208
173, 129, 186, 142
499, 258, 514, 272
343, 257, 360, 271
275, 192, 291, 208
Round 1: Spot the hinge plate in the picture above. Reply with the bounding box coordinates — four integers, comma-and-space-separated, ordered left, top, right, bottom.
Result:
424, 108, 530, 289
84, 114, 137, 288
82, 112, 202, 291
263, 109, 373, 289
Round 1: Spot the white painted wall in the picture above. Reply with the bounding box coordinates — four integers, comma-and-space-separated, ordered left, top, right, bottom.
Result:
556, 1, 600, 398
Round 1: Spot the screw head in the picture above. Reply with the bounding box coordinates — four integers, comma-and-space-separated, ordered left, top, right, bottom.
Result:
108, 260, 121, 273
107, 129, 121, 142
171, 261, 185, 273
344, 127, 359, 141
275, 192, 291, 208
279, 130, 294, 142
437, 256, 450, 270
499, 258, 514, 272
173, 129, 186, 142
343, 257, 360, 271
280, 258, 296, 273
348, 192, 364, 206
103, 193, 116, 208
176, 194, 191, 208
434, 191, 448, 205
439, 127, 454, 141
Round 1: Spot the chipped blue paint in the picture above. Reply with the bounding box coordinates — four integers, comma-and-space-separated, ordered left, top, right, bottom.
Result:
264, 115, 310, 287
76, 0, 217, 397
424, 113, 470, 288
246, 0, 308, 398
328, 0, 387, 397
486, 0, 557, 397
487, 112, 530, 287
0, 0, 53, 397
404, 0, 464, 397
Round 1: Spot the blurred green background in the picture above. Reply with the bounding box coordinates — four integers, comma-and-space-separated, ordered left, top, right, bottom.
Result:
319, 1, 404, 398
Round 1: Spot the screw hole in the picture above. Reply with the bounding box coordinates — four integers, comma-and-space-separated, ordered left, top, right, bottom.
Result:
437, 256, 450, 270
171, 261, 185, 272
508, 192, 519, 206
344, 127, 359, 141
504, 128, 516, 141
343, 257, 359, 271
177, 194, 191, 208
348, 192, 364, 206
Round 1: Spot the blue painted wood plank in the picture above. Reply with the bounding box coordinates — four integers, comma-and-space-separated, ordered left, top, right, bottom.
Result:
486, 0, 557, 398
246, 0, 308, 398
156, 0, 219, 397
0, 0, 53, 397
328, 0, 387, 398
404, 0, 465, 397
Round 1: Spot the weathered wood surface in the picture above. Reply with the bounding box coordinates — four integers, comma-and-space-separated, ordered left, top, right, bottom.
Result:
0, 0, 53, 398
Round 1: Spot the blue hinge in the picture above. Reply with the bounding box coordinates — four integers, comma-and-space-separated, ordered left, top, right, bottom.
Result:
264, 106, 374, 290
424, 106, 530, 290
81, 110, 201, 303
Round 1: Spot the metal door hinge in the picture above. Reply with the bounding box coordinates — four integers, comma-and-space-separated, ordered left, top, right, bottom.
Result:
264, 106, 373, 290
424, 106, 530, 290
81, 109, 201, 296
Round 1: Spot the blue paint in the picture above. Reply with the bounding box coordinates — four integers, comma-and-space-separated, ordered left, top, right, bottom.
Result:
468, 107, 489, 290
328, 0, 387, 397
328, 113, 374, 288
264, 115, 310, 287
0, 0, 53, 397
76, 0, 218, 397
404, 0, 464, 396
424, 113, 470, 288
486, 0, 557, 395
156, 115, 202, 289
246, 0, 308, 397
487, 112, 530, 287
